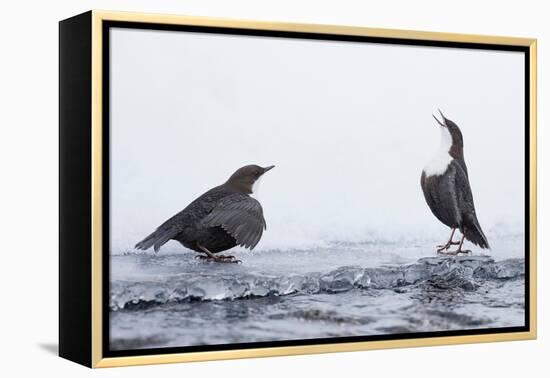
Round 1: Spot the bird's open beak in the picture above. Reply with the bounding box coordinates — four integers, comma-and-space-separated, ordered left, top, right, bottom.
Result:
432, 109, 446, 128
262, 165, 275, 174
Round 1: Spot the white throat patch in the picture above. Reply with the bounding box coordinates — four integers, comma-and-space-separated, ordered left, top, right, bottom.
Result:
423, 126, 453, 177
251, 175, 263, 199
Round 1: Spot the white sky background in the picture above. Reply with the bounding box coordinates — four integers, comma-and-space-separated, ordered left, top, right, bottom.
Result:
110, 28, 525, 252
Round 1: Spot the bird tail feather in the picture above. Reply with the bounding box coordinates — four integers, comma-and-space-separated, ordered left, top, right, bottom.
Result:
134, 230, 173, 252
464, 216, 490, 249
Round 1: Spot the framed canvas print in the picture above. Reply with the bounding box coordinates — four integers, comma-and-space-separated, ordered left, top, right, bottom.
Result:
59, 10, 537, 368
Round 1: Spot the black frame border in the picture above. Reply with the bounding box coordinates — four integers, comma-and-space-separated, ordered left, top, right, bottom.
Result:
101, 20, 531, 359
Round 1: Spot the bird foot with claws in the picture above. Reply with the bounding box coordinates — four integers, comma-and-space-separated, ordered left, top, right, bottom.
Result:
436, 241, 460, 252
195, 254, 241, 263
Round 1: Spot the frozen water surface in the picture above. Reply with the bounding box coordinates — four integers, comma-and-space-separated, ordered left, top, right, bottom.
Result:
109, 235, 525, 350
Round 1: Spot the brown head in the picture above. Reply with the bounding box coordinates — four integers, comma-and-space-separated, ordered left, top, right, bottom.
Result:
432, 109, 464, 159
224, 164, 275, 194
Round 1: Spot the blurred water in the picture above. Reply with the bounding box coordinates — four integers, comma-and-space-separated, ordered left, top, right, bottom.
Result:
109, 236, 525, 350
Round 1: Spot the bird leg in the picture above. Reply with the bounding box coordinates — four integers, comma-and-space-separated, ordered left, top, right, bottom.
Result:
436, 228, 460, 252
196, 244, 241, 263
438, 234, 471, 256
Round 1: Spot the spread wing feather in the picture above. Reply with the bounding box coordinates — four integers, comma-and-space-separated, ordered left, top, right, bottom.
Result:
202, 194, 266, 250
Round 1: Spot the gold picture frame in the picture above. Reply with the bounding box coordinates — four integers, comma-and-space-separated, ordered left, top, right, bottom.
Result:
59, 10, 537, 368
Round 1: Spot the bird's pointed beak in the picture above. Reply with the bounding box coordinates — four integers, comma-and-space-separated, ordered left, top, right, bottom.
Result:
432, 111, 446, 128
262, 165, 275, 174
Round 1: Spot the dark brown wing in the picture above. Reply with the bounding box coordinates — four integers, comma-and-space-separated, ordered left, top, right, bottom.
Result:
421, 166, 462, 229
201, 194, 266, 250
